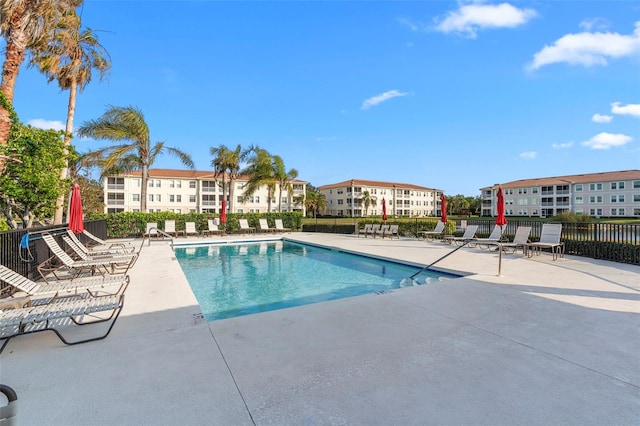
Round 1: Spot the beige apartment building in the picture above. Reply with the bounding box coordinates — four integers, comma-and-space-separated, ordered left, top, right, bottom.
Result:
480, 170, 640, 218
103, 169, 307, 215
318, 179, 443, 217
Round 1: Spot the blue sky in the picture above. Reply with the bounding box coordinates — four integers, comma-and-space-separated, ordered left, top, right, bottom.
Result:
11, 0, 640, 196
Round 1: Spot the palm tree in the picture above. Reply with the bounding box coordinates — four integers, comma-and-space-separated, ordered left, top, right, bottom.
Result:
77, 105, 194, 211
209, 144, 242, 213
272, 155, 298, 212
29, 8, 111, 223
361, 190, 376, 216
241, 146, 277, 212
303, 190, 326, 218
0, 0, 75, 149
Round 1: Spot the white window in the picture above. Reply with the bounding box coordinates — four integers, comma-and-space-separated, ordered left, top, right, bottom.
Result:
634, 194, 640, 202
189, 195, 196, 203
589, 196, 603, 203
189, 180, 196, 189
611, 182, 625, 190
132, 194, 140, 202
611, 195, 625, 203
634, 181, 640, 189
575, 196, 583, 204
575, 184, 582, 192
589, 183, 603, 191
169, 195, 175, 202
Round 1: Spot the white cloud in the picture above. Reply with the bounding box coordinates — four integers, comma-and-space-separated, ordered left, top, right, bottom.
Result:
579, 18, 610, 32
611, 102, 640, 117
551, 142, 574, 149
28, 118, 65, 131
581, 132, 632, 149
361, 90, 408, 110
397, 17, 422, 32
527, 21, 640, 70
592, 113, 613, 123
434, 2, 537, 38
519, 151, 537, 159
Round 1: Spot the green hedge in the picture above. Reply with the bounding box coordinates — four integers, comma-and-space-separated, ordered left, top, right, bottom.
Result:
87, 211, 303, 238
301, 224, 356, 234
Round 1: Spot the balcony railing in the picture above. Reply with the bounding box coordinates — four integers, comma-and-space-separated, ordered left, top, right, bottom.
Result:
107, 184, 124, 190
106, 200, 125, 205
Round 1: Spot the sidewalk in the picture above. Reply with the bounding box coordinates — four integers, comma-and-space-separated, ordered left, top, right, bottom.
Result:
1, 233, 638, 425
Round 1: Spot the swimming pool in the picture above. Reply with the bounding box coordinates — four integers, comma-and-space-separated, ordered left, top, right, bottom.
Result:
175, 240, 454, 321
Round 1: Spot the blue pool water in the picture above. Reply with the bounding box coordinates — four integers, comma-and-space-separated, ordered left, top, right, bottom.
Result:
175, 240, 454, 321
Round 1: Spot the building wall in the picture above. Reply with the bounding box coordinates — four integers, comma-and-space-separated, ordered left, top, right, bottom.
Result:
104, 172, 306, 215
481, 172, 640, 218
319, 181, 441, 217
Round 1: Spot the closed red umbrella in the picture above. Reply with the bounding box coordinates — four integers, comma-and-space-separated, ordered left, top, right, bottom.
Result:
381, 198, 387, 221
220, 198, 227, 223
439, 193, 448, 223
496, 187, 507, 227
68, 183, 84, 234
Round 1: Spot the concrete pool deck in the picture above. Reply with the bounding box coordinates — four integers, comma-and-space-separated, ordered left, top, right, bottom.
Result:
1, 232, 639, 425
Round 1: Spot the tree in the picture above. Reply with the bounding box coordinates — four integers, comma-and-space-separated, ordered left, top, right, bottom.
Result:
76, 105, 194, 212
0, 0, 75, 152
272, 155, 298, 212
0, 122, 69, 228
241, 146, 277, 212
361, 190, 376, 216
29, 7, 111, 223
209, 144, 243, 213
302, 189, 326, 218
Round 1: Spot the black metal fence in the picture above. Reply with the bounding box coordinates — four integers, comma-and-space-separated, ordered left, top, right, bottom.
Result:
0, 220, 107, 281
461, 219, 639, 265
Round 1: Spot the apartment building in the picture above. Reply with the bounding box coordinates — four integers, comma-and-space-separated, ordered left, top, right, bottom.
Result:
480, 170, 640, 218
104, 169, 307, 215
318, 179, 443, 217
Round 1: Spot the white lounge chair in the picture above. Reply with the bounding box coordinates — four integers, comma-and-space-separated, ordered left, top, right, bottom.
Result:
419, 221, 446, 241
358, 224, 372, 237
39, 234, 137, 281
0, 264, 129, 298
366, 224, 381, 238
469, 225, 504, 249
443, 225, 478, 246
528, 224, 564, 260
0, 290, 126, 354
375, 224, 389, 238
274, 219, 291, 233
238, 219, 255, 234
202, 219, 224, 236
491, 226, 531, 255
184, 222, 200, 237
68, 230, 136, 255
382, 224, 399, 239
62, 234, 137, 263
144, 222, 159, 239
259, 218, 277, 233
163, 220, 177, 237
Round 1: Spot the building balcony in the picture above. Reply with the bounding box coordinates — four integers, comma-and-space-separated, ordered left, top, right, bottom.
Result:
107, 184, 125, 190
106, 200, 125, 205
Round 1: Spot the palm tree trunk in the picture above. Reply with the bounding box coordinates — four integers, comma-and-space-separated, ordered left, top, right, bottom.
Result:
0, 27, 28, 174
140, 165, 149, 211
229, 176, 235, 213
0, 6, 29, 148
53, 79, 78, 224
278, 187, 283, 212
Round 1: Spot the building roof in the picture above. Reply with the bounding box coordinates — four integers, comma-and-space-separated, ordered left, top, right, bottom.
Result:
115, 168, 307, 183
318, 179, 440, 192
480, 170, 640, 190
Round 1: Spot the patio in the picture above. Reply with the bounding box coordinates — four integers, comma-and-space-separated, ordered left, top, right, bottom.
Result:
1, 233, 639, 425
